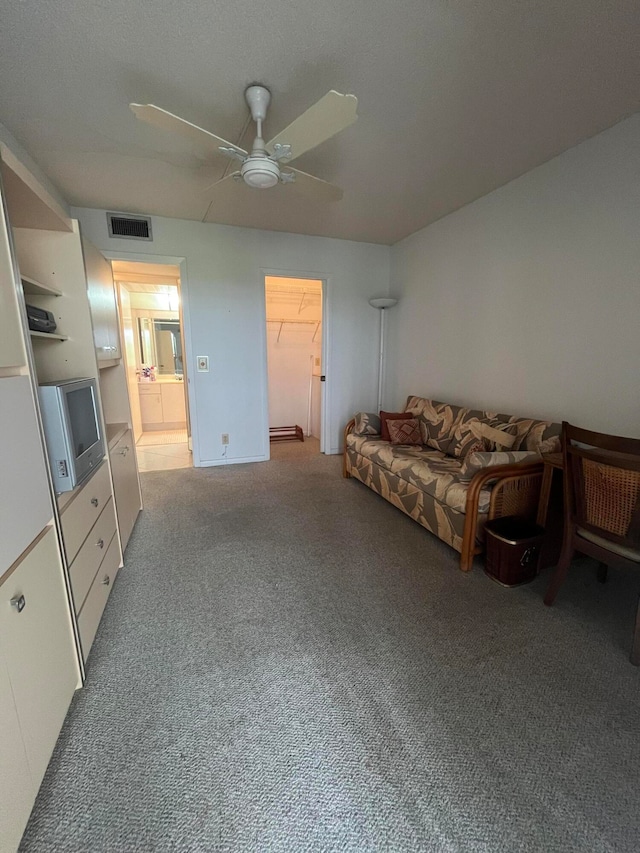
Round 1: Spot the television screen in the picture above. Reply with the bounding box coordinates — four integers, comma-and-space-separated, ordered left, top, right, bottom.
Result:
66, 386, 99, 458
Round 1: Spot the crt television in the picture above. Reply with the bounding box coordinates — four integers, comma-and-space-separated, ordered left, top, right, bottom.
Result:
39, 378, 105, 493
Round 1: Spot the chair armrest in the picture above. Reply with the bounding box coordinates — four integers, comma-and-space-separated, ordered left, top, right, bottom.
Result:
460, 461, 544, 571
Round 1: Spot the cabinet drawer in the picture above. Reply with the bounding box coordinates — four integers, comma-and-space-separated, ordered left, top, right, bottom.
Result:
60, 462, 112, 563
68, 498, 117, 612
77, 532, 120, 662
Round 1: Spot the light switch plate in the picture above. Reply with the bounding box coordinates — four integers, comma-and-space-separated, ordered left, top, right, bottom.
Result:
197, 356, 209, 372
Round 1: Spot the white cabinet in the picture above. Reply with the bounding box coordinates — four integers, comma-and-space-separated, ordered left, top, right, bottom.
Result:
0, 654, 34, 853
0, 526, 79, 850
161, 383, 186, 422
0, 376, 53, 570
139, 385, 163, 425
109, 429, 141, 551
59, 463, 122, 662
84, 237, 121, 363
0, 192, 25, 370
139, 382, 187, 429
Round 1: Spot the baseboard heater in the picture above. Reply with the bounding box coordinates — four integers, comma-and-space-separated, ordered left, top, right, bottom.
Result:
269, 425, 304, 443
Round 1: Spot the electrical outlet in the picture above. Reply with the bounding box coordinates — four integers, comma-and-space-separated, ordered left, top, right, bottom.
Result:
221, 434, 229, 445
197, 355, 209, 372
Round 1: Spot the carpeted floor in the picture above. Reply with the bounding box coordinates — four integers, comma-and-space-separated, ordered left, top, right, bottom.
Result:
20, 442, 640, 851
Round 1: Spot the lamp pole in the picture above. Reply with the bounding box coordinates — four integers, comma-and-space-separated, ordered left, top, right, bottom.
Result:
368, 297, 398, 411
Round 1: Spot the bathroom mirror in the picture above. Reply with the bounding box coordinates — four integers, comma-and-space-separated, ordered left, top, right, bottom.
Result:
138, 317, 183, 375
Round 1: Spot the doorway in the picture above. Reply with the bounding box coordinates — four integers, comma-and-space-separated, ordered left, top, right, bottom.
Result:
111, 260, 192, 472
264, 276, 323, 457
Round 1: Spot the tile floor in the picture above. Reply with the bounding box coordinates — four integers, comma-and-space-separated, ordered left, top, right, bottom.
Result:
136, 430, 191, 472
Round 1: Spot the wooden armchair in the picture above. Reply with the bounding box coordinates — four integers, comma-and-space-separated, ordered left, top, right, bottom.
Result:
544, 422, 640, 665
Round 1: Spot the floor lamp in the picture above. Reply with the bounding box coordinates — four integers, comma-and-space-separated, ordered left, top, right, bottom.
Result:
369, 297, 398, 411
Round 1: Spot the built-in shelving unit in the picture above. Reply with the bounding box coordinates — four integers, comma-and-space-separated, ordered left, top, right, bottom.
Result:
21, 275, 62, 298
29, 330, 68, 342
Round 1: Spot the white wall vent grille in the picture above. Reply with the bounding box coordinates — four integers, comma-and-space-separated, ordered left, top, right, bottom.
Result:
107, 213, 153, 241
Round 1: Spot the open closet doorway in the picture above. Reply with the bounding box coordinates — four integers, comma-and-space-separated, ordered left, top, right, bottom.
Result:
265, 276, 324, 457
111, 261, 192, 473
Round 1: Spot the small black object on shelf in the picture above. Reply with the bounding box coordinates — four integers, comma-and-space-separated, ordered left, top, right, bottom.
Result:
26, 304, 57, 334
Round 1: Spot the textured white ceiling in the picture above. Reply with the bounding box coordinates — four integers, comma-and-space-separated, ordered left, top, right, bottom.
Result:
0, 0, 639, 244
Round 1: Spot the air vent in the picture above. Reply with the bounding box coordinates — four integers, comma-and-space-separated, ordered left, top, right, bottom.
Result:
107, 213, 153, 241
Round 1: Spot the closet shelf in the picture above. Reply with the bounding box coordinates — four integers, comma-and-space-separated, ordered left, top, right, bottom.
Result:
22, 276, 62, 297
266, 318, 322, 343
29, 331, 68, 342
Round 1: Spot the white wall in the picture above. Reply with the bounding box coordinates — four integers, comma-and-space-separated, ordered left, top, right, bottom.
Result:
387, 114, 640, 435
266, 328, 321, 433
74, 209, 390, 464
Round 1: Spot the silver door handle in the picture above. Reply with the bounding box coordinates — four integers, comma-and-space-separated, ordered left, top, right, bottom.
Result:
119, 446, 129, 456
91, 497, 99, 507
96, 538, 104, 549
102, 575, 110, 586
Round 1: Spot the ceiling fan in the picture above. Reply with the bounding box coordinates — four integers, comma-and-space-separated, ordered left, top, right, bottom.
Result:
130, 86, 358, 202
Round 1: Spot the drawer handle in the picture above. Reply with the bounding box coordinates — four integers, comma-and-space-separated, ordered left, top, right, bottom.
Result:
119, 446, 130, 456
10, 594, 26, 613
102, 575, 110, 586
96, 538, 105, 549
91, 497, 99, 507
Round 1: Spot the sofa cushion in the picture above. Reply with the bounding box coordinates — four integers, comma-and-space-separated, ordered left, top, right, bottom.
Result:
405, 397, 466, 452
380, 411, 410, 441
476, 421, 518, 450
388, 418, 422, 445
459, 450, 543, 483
346, 434, 397, 470
404, 396, 561, 455
353, 411, 381, 436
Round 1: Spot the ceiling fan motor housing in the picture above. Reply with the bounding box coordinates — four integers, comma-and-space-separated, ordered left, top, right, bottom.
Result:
241, 155, 280, 188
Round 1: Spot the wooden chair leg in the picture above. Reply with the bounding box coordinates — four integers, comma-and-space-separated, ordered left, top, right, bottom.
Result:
597, 562, 609, 584
631, 595, 640, 667
544, 536, 575, 606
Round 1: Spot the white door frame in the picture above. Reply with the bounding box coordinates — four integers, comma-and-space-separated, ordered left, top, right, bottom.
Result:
261, 268, 331, 455
100, 251, 197, 459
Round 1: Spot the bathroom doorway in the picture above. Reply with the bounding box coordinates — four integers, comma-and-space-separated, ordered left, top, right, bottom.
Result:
111, 260, 192, 472
264, 276, 324, 457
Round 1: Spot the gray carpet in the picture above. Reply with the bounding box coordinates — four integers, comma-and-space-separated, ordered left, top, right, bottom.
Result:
20, 441, 640, 852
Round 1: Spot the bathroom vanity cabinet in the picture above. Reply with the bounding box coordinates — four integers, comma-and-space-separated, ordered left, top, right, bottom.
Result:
139, 380, 187, 429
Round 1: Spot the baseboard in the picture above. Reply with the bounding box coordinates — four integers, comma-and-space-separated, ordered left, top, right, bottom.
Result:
196, 454, 268, 467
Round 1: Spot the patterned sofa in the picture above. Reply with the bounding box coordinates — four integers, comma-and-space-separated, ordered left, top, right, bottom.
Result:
343, 396, 561, 571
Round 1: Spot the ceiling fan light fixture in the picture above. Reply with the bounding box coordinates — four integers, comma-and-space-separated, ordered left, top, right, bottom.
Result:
241, 156, 280, 189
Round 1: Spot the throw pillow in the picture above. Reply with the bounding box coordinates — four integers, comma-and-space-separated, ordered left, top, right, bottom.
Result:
387, 418, 422, 446
380, 411, 410, 442
476, 421, 517, 450
447, 417, 489, 458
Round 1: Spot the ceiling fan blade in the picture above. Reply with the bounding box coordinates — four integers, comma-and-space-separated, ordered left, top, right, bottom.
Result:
201, 171, 242, 194
130, 104, 247, 162
285, 167, 344, 202
266, 91, 357, 162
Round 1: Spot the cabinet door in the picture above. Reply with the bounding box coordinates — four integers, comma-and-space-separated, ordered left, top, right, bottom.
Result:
0, 376, 53, 570
0, 653, 35, 853
139, 390, 163, 424
83, 237, 120, 362
0, 191, 26, 369
0, 526, 79, 786
110, 429, 141, 551
161, 383, 187, 423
